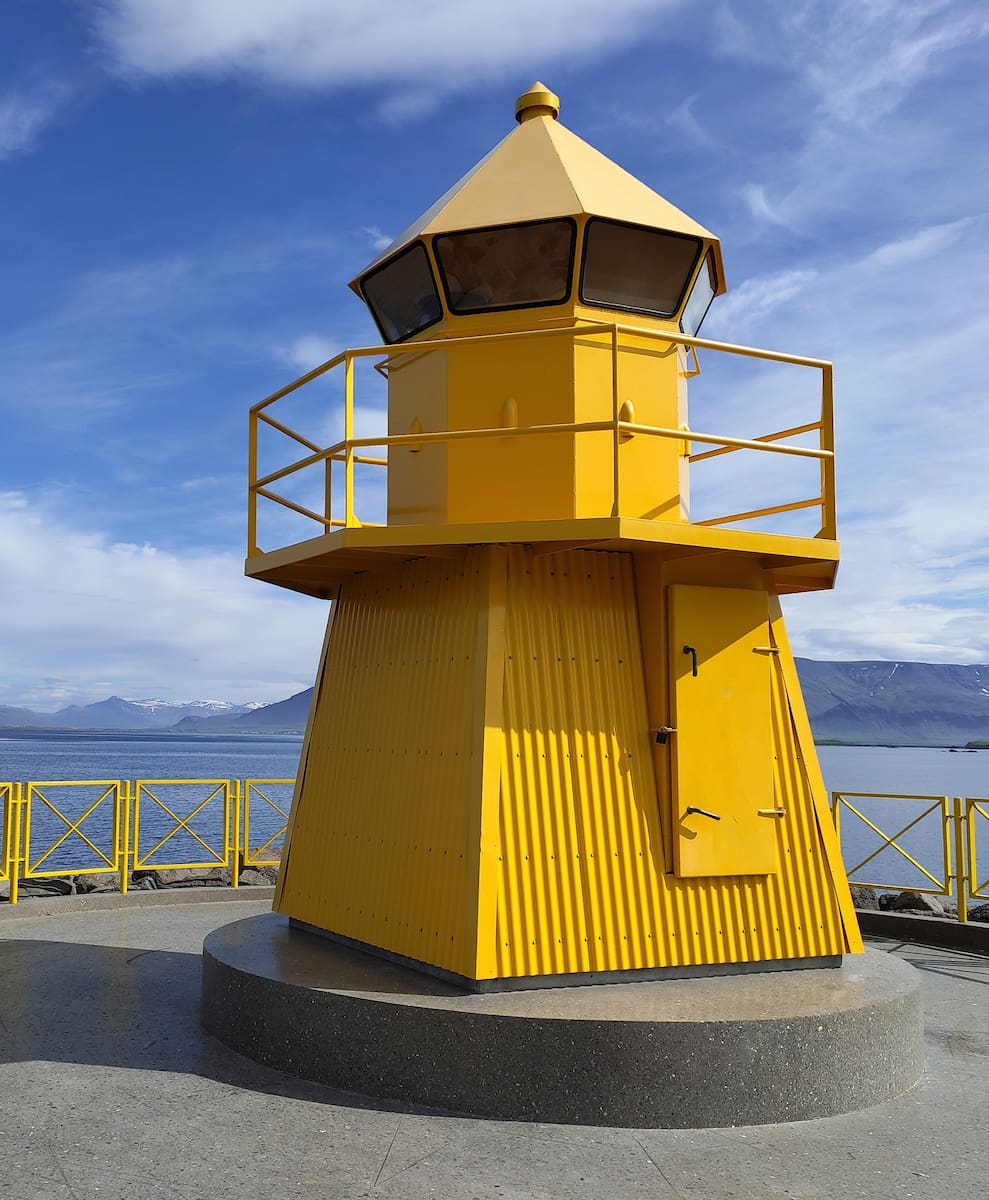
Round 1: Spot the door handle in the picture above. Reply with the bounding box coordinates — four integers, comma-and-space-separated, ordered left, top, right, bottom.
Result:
685, 806, 720, 821
682, 644, 698, 676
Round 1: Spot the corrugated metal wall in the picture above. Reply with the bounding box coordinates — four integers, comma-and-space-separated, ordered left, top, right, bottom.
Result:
277, 542, 854, 982
491, 546, 849, 978
275, 551, 486, 978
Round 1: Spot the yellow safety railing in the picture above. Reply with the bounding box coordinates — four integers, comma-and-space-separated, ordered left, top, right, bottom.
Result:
965, 797, 989, 902
3, 779, 983, 920
24, 780, 123, 880
247, 321, 836, 556
243, 779, 294, 868
831, 792, 987, 923
0, 779, 295, 904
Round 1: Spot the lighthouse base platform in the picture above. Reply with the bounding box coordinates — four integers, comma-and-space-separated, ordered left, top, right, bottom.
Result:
202, 913, 922, 1128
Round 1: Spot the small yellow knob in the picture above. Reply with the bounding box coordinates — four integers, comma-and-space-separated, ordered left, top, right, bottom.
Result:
515, 82, 560, 123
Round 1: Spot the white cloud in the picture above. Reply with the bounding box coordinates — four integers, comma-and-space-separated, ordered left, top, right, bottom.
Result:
785, 0, 989, 126
92, 0, 674, 108
709, 268, 818, 333
665, 94, 717, 149
0, 491, 328, 709
360, 225, 392, 252
713, 1, 989, 127
275, 334, 341, 374
739, 184, 800, 232
0, 85, 69, 159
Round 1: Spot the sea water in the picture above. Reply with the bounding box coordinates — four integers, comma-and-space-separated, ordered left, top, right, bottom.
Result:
0, 732, 302, 875
2, 735, 986, 891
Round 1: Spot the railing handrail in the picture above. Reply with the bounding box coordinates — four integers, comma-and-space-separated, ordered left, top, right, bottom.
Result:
248, 319, 837, 551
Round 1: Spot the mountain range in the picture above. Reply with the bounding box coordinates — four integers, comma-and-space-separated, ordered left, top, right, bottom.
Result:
3, 661, 989, 745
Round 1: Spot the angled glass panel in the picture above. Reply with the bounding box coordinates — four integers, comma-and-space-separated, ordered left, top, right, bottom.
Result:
581, 219, 700, 317
434, 219, 575, 313
361, 242, 442, 344
681, 250, 717, 337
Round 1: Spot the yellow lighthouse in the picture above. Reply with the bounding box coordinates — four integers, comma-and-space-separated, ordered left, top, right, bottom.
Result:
247, 83, 862, 988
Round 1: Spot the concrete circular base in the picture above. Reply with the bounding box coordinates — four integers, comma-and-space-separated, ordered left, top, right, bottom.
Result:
202, 913, 923, 1128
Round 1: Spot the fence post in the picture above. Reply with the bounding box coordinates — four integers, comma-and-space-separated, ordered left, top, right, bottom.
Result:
231, 780, 241, 889
953, 796, 968, 923
119, 781, 131, 896
9, 783, 22, 906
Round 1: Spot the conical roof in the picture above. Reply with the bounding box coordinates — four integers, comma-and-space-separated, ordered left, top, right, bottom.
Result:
352, 84, 725, 295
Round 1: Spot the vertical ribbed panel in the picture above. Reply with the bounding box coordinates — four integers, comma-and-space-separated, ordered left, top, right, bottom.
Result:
496, 547, 666, 976
491, 546, 849, 978
275, 551, 486, 978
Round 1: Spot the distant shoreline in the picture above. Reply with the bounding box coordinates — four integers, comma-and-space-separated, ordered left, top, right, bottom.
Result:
0, 728, 304, 742
1, 728, 983, 750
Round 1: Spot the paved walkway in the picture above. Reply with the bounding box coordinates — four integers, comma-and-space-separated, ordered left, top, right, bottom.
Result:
1, 895, 985, 1200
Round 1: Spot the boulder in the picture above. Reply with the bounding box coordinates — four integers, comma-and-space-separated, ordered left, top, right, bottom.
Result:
239, 866, 279, 886
849, 886, 880, 910
968, 903, 989, 923
136, 867, 232, 889
888, 891, 946, 916
19, 876, 76, 897
73, 871, 121, 894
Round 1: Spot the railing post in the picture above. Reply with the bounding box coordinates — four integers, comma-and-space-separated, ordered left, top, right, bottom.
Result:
953, 796, 968, 923
344, 352, 357, 527
231, 780, 241, 889
9, 783, 22, 906
819, 363, 837, 539
247, 410, 259, 556
611, 325, 621, 518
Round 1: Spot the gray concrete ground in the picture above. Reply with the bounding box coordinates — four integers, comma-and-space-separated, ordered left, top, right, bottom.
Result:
0, 894, 985, 1200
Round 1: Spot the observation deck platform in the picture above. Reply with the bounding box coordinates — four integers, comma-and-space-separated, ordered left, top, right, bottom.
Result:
245, 516, 840, 600
1, 892, 985, 1200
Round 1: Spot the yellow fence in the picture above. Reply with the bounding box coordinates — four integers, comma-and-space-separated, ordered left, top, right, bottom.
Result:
3, 779, 985, 922
831, 792, 989, 922
248, 320, 836, 554
0, 779, 293, 905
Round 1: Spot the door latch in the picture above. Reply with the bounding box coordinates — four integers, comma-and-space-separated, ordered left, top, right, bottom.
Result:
655, 726, 676, 745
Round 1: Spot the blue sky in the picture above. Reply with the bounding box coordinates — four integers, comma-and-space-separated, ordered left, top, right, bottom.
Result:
2, 0, 988, 709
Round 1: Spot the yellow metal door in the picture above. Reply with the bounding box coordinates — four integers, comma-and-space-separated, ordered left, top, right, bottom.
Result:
669, 585, 776, 877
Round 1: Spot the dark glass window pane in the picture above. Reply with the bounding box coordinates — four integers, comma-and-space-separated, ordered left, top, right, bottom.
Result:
680, 251, 717, 337
362, 242, 442, 343
581, 220, 700, 317
435, 219, 574, 313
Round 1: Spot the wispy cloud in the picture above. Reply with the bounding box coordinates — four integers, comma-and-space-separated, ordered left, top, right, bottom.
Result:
712, 2, 989, 128
665, 94, 717, 149
0, 83, 70, 159
740, 183, 801, 233
92, 0, 676, 113
274, 334, 341, 374
359, 225, 392, 252
783, 0, 989, 126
